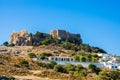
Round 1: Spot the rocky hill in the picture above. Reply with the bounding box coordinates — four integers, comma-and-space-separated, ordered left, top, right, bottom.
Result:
0, 45, 120, 80
10, 29, 82, 46
1, 29, 115, 80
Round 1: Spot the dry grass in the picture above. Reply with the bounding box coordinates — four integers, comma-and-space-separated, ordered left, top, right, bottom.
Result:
0, 53, 42, 76
0, 45, 113, 80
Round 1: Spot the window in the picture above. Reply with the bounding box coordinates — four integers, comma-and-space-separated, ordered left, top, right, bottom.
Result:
67, 58, 69, 61
71, 59, 73, 61
55, 58, 58, 61
112, 66, 114, 69
115, 66, 118, 68
51, 58, 54, 60
61, 58, 63, 61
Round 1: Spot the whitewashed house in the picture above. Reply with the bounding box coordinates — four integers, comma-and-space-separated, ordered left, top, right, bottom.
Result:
32, 58, 40, 61
101, 60, 120, 70
97, 53, 103, 57
103, 55, 111, 61
48, 56, 74, 62
108, 64, 119, 69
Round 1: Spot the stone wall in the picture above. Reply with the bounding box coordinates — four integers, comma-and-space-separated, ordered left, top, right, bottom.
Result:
10, 29, 81, 46
50, 30, 81, 40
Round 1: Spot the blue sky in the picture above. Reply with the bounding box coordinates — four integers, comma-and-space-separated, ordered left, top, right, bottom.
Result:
0, 0, 120, 55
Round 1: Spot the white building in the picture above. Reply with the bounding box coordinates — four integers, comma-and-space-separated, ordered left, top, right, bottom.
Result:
101, 61, 120, 70
48, 56, 74, 62
97, 53, 103, 57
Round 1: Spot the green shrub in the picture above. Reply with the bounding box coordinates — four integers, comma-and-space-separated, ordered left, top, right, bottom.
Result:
80, 56, 86, 62
42, 53, 53, 57
64, 63, 76, 73
61, 42, 74, 50
54, 65, 66, 73
79, 70, 87, 77
45, 63, 53, 69
39, 54, 45, 60
75, 64, 83, 71
74, 70, 87, 77
54, 38, 61, 44
19, 60, 29, 67
74, 55, 80, 62
39, 53, 52, 60
3, 41, 9, 46
99, 70, 120, 80
28, 52, 36, 58
88, 64, 101, 74
8, 76, 15, 79
99, 71, 111, 80
36, 61, 46, 67
42, 38, 51, 45
50, 61, 57, 68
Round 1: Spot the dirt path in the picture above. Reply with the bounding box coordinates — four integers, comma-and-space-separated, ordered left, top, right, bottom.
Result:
14, 75, 59, 80
29, 70, 42, 75
14, 70, 60, 80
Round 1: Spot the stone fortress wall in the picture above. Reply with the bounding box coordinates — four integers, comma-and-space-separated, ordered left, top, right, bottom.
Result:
50, 30, 80, 40
10, 29, 81, 46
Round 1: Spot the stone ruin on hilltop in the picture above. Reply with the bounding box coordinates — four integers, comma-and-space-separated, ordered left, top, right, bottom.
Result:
10, 30, 31, 46
10, 29, 81, 46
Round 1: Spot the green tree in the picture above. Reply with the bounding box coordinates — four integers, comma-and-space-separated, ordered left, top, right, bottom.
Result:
50, 61, 57, 68
99, 71, 111, 80
64, 63, 76, 73
62, 42, 74, 50
54, 65, 66, 73
3, 41, 9, 46
80, 44, 91, 52
19, 60, 29, 67
88, 64, 96, 72
92, 54, 99, 58
54, 38, 61, 44
8, 76, 15, 80
88, 64, 101, 74
86, 54, 92, 62
42, 38, 51, 45
80, 56, 86, 62
74, 70, 87, 77
74, 55, 80, 61
39, 54, 45, 60
75, 64, 83, 71
45, 63, 53, 69
28, 52, 36, 58
35, 31, 44, 38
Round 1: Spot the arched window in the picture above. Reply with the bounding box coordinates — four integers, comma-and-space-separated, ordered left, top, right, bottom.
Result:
55, 58, 58, 61
61, 58, 63, 61
67, 58, 69, 61
71, 58, 73, 61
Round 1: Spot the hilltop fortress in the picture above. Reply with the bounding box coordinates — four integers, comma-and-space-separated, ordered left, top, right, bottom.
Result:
50, 30, 80, 40
10, 29, 81, 46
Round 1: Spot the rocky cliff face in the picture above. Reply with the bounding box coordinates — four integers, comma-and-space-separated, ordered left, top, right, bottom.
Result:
10, 30, 31, 46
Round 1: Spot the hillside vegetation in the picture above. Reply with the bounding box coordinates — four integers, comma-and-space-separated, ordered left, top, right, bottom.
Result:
1, 30, 120, 80
0, 45, 120, 80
